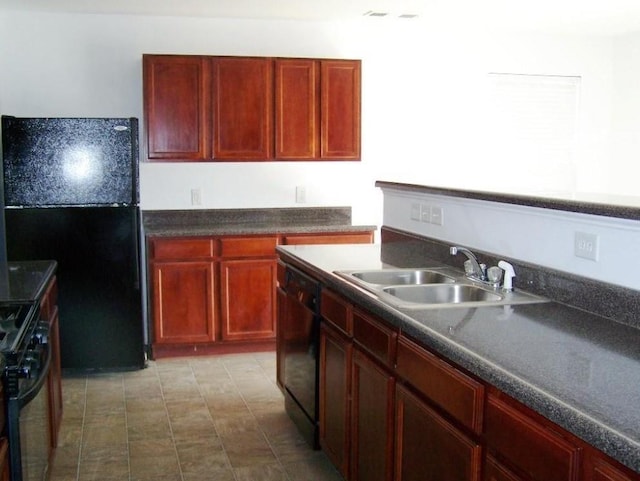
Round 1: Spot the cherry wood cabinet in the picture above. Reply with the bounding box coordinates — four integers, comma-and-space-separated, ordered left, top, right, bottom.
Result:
150, 238, 216, 346
219, 236, 277, 341
351, 347, 395, 481
586, 455, 640, 481
319, 321, 352, 477
320, 60, 361, 159
42, 277, 62, 454
282, 231, 373, 245
306, 278, 640, 481
275, 59, 319, 159
143, 54, 361, 161
275, 58, 361, 160
395, 383, 482, 481
396, 335, 484, 434
143, 55, 210, 161
149, 230, 373, 358
484, 393, 582, 481
212, 57, 273, 160
0, 438, 8, 481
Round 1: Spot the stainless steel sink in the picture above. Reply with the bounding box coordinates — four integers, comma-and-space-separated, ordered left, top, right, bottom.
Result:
347, 269, 456, 286
381, 284, 502, 305
334, 266, 548, 309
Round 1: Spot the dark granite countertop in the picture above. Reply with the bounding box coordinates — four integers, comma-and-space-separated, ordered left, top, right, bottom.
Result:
0, 260, 57, 303
277, 243, 640, 474
376, 181, 640, 221
142, 207, 376, 237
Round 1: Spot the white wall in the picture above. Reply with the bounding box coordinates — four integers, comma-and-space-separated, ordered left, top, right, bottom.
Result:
0, 10, 638, 228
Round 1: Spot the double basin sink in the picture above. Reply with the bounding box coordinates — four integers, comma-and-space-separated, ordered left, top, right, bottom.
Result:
334, 266, 547, 309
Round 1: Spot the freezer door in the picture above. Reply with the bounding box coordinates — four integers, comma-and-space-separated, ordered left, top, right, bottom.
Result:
1, 117, 138, 207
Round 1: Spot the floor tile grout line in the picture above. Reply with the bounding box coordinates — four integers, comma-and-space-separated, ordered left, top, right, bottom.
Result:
155, 360, 186, 481
220, 353, 293, 481
189, 356, 240, 481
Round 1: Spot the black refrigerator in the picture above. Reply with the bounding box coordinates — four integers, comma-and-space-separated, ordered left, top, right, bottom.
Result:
1, 116, 145, 371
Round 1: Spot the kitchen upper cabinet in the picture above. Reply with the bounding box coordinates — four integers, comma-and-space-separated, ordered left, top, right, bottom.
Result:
143, 55, 210, 161
212, 57, 274, 160
143, 54, 361, 161
274, 58, 361, 160
275, 59, 319, 159
321, 60, 361, 159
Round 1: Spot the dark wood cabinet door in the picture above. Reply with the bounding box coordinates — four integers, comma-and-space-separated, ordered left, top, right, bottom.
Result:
47, 307, 63, 451
152, 261, 216, 343
143, 55, 210, 161
220, 258, 277, 341
321, 60, 361, 160
319, 322, 352, 477
484, 394, 581, 481
351, 348, 395, 481
275, 58, 319, 159
587, 456, 640, 481
211, 57, 273, 159
395, 384, 482, 481
484, 455, 526, 481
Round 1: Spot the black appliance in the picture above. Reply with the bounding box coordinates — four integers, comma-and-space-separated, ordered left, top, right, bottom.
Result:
1, 116, 145, 371
281, 265, 321, 448
1, 301, 51, 481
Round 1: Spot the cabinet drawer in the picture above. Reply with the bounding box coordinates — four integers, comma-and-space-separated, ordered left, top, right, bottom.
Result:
395, 335, 484, 433
283, 232, 373, 245
220, 236, 277, 257
485, 394, 581, 481
321, 289, 352, 336
151, 238, 214, 259
353, 309, 397, 367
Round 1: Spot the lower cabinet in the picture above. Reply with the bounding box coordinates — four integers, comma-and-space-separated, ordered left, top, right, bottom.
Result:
319, 322, 351, 477
42, 276, 63, 458
150, 230, 373, 357
484, 392, 582, 481
0, 438, 8, 481
312, 286, 640, 481
351, 348, 394, 481
395, 384, 482, 481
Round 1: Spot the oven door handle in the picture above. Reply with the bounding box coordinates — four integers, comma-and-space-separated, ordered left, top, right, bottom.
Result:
18, 341, 52, 409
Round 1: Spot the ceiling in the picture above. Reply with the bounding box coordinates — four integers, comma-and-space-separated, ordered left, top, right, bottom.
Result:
1, 0, 640, 35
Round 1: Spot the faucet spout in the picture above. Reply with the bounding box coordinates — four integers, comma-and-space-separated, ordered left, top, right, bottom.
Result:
450, 246, 486, 281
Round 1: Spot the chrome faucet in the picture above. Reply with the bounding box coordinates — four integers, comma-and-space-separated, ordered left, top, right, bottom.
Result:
450, 246, 486, 281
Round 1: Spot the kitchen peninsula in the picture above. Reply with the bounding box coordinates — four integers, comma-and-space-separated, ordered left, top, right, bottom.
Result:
276, 183, 640, 481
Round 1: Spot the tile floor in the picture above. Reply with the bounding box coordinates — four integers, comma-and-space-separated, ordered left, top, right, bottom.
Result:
48, 352, 342, 481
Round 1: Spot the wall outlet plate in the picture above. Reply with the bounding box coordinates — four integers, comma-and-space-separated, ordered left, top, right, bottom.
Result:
574, 231, 599, 261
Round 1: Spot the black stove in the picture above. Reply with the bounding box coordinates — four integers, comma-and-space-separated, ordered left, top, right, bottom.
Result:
0, 303, 40, 354
0, 301, 50, 481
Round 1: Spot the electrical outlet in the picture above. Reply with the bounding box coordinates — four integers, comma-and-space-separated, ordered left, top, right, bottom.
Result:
190, 188, 201, 206
410, 203, 421, 221
420, 204, 431, 223
431, 206, 444, 225
574, 232, 599, 261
